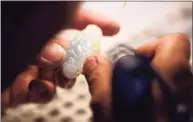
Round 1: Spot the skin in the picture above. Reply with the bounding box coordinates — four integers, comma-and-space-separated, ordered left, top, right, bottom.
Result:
2, 7, 193, 122
1, 8, 120, 111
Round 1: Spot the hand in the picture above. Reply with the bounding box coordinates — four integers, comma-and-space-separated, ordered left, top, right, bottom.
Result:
1, 8, 120, 112
83, 33, 193, 122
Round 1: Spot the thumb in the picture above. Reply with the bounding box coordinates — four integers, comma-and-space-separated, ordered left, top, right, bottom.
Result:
83, 56, 113, 122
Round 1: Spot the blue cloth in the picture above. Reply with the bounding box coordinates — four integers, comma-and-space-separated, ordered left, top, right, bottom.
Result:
112, 55, 190, 122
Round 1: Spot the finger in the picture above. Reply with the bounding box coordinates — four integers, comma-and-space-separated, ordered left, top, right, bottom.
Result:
54, 68, 76, 88
151, 80, 170, 122
2, 88, 11, 113
38, 68, 55, 81
4, 66, 56, 109
9, 66, 39, 107
136, 33, 193, 120
70, 8, 120, 36
38, 30, 80, 69
136, 41, 157, 58
136, 33, 192, 91
37, 33, 77, 89
27, 79, 55, 103
152, 34, 193, 116
83, 56, 113, 122
38, 38, 69, 69
38, 6, 121, 69
37, 66, 76, 89
153, 34, 191, 91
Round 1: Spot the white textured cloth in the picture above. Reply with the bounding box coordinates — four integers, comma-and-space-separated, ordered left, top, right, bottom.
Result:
2, 2, 192, 122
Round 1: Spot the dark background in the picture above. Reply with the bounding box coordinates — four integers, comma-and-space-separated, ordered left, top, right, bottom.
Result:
1, 1, 80, 92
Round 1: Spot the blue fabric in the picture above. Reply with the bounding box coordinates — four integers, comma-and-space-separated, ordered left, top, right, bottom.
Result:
112, 55, 190, 122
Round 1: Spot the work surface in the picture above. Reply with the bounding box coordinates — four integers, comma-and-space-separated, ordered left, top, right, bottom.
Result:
2, 2, 192, 122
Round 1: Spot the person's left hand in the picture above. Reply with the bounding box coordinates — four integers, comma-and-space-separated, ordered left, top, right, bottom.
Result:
1, 8, 120, 111
82, 33, 193, 122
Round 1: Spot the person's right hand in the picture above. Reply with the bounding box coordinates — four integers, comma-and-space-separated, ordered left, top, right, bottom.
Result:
83, 33, 193, 122
1, 7, 120, 112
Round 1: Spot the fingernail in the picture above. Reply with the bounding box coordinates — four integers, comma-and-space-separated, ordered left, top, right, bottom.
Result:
41, 43, 65, 64
85, 56, 97, 73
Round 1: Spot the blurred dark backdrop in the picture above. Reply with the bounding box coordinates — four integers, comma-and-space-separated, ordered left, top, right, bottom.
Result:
1, 1, 81, 92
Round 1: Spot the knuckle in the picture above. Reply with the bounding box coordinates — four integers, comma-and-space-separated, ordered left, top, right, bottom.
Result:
162, 33, 190, 46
